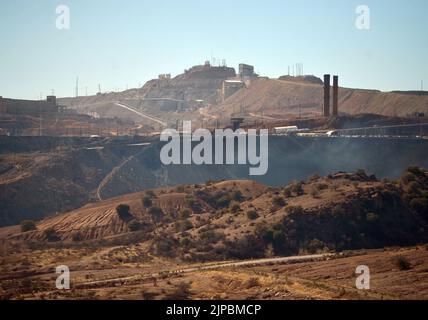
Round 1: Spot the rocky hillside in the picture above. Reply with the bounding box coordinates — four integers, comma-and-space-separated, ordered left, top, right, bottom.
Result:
207, 77, 428, 120
2, 168, 427, 262
58, 64, 236, 123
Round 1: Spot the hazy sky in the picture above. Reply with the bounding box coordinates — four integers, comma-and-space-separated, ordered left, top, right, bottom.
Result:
1, 0, 427, 99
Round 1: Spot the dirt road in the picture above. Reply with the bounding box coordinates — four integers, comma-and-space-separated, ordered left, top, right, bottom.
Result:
76, 253, 333, 288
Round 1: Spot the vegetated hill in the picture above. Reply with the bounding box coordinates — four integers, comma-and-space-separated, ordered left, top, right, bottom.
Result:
4, 168, 427, 261
206, 77, 428, 120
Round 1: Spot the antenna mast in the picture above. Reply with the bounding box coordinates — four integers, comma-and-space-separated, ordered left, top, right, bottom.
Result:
75, 77, 79, 97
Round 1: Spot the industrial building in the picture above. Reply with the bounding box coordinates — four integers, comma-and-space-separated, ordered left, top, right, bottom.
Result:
0, 96, 59, 115
239, 64, 255, 78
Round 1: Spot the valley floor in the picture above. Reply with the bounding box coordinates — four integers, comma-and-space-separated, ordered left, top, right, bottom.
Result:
1, 244, 427, 300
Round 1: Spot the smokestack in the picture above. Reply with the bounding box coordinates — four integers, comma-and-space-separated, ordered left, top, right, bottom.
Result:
323, 74, 330, 117
333, 75, 338, 116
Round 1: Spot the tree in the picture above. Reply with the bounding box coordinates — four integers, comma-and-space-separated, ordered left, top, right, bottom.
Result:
180, 237, 191, 248
148, 206, 164, 223
291, 182, 304, 195
180, 209, 191, 219
20, 220, 36, 232
175, 219, 193, 233
230, 202, 241, 214
142, 196, 153, 208
255, 223, 273, 244
247, 210, 259, 220
272, 196, 286, 207
116, 204, 132, 221
145, 190, 156, 198
216, 195, 231, 208
394, 256, 412, 271
72, 232, 83, 241
283, 187, 292, 197
272, 229, 288, 255
44, 228, 60, 242
185, 196, 203, 213
232, 190, 244, 202
128, 219, 142, 231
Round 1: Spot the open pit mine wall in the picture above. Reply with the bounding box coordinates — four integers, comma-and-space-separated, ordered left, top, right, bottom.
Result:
121, 136, 428, 190
1, 136, 428, 226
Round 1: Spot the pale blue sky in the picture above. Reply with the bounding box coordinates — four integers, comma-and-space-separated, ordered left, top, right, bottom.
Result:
1, 0, 427, 99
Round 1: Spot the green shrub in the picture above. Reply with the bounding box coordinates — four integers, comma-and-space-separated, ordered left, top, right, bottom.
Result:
180, 237, 191, 247
309, 174, 320, 181
20, 220, 36, 232
165, 281, 192, 300
153, 234, 178, 257
272, 196, 286, 207
230, 202, 241, 214
72, 232, 83, 242
247, 210, 259, 220
401, 172, 417, 184
272, 230, 287, 254
185, 196, 203, 213
286, 205, 304, 215
176, 185, 186, 193
306, 239, 326, 254
142, 196, 153, 208
255, 223, 274, 243
408, 181, 422, 193
309, 186, 320, 198
145, 190, 156, 198
366, 212, 379, 222
116, 204, 132, 220
148, 206, 164, 223
216, 195, 231, 208
232, 190, 244, 202
175, 219, 193, 232
409, 197, 428, 213
44, 228, 60, 242
128, 219, 142, 231
245, 277, 260, 288
291, 182, 304, 195
394, 256, 412, 271
406, 166, 424, 177
283, 187, 292, 197
180, 209, 191, 219
199, 230, 224, 244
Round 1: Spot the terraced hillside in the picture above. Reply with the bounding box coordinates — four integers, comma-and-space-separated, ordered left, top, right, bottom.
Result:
3, 168, 427, 255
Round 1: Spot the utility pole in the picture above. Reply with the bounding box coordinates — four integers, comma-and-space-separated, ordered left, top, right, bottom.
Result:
75, 77, 79, 97
39, 104, 42, 136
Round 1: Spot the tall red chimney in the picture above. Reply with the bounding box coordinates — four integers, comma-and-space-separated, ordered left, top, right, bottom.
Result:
333, 75, 338, 116
323, 74, 330, 117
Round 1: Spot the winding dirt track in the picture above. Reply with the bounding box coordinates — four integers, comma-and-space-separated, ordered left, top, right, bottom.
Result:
96, 150, 145, 201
